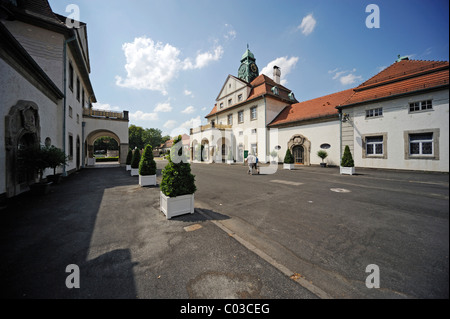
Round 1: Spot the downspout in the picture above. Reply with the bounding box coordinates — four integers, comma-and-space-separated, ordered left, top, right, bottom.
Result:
338, 107, 343, 164
63, 35, 76, 176
263, 94, 268, 163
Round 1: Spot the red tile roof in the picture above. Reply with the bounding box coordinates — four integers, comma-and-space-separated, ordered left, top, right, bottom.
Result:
269, 89, 355, 127
205, 74, 295, 118
340, 60, 449, 107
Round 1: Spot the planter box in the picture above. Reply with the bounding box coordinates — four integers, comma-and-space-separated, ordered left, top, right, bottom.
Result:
139, 174, 156, 186
283, 163, 295, 170
320, 163, 327, 168
340, 166, 355, 175
126, 165, 131, 171
226, 160, 233, 165
88, 158, 95, 166
30, 182, 53, 195
130, 168, 139, 176
160, 192, 194, 219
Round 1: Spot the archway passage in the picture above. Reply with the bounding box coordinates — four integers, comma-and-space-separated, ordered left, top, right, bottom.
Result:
86, 130, 122, 166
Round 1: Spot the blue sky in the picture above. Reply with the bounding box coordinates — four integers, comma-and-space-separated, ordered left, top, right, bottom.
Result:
48, 0, 449, 137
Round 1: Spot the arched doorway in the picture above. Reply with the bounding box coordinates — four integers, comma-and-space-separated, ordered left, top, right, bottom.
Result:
86, 130, 121, 166
292, 145, 304, 164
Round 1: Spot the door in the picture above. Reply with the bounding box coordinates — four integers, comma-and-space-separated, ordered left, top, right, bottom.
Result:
293, 145, 304, 164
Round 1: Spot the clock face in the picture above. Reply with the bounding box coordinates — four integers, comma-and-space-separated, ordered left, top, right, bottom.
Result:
250, 63, 258, 73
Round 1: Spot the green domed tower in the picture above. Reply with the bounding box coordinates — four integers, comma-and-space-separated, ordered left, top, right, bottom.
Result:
238, 45, 259, 83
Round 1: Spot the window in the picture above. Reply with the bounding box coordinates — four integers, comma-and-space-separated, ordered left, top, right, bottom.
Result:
82, 89, 85, 108
251, 128, 257, 134
251, 143, 257, 155
68, 134, 74, 160
69, 62, 74, 91
409, 100, 432, 112
366, 108, 383, 118
238, 111, 244, 123
227, 114, 233, 125
77, 114, 80, 124
219, 103, 224, 109
69, 106, 73, 118
76, 77, 80, 101
239, 131, 243, 136
366, 136, 383, 155
228, 98, 233, 106
238, 94, 243, 102
271, 86, 279, 95
409, 133, 433, 156
250, 107, 257, 120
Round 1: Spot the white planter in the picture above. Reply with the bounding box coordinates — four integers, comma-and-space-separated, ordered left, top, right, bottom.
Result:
130, 168, 139, 176
88, 158, 95, 166
226, 160, 233, 165
283, 163, 295, 170
139, 174, 156, 186
340, 166, 355, 175
160, 192, 194, 219
126, 165, 131, 171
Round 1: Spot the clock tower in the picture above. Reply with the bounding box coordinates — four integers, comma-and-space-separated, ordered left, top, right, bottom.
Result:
238, 46, 259, 83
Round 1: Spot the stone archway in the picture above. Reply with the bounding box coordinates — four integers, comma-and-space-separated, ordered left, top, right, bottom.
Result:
288, 134, 311, 166
86, 130, 122, 166
4, 100, 41, 197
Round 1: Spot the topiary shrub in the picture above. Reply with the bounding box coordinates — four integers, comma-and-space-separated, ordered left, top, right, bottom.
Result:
139, 144, 156, 176
160, 135, 196, 197
126, 149, 133, 166
131, 149, 141, 169
317, 150, 328, 163
284, 149, 294, 164
341, 145, 354, 167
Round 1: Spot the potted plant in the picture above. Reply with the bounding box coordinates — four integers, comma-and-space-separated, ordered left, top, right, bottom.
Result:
227, 146, 233, 164
283, 149, 295, 170
270, 150, 278, 164
340, 145, 355, 175
160, 135, 196, 219
317, 150, 328, 168
46, 146, 68, 184
126, 149, 133, 171
130, 148, 141, 176
139, 144, 157, 186
19, 145, 53, 195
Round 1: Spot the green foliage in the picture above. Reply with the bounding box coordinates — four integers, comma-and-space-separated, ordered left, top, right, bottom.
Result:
341, 145, 354, 167
96, 157, 119, 163
45, 145, 68, 175
129, 125, 168, 150
126, 149, 133, 165
19, 145, 67, 182
131, 149, 141, 169
139, 144, 157, 176
270, 150, 278, 159
160, 135, 196, 197
283, 149, 294, 164
317, 150, 328, 162
94, 136, 119, 152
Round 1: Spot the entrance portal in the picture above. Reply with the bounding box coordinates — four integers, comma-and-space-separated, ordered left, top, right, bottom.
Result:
293, 145, 304, 164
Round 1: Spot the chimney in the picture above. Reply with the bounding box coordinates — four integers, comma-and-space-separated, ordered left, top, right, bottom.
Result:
273, 66, 281, 84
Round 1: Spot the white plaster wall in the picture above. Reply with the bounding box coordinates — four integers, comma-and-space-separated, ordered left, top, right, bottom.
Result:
351, 89, 449, 172
83, 117, 129, 145
274, 120, 341, 166
0, 59, 61, 195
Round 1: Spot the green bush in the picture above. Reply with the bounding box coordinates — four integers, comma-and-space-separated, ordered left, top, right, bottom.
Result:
131, 149, 141, 169
96, 157, 119, 163
283, 149, 294, 164
341, 145, 354, 167
126, 149, 133, 165
317, 150, 328, 163
139, 144, 157, 176
160, 135, 196, 197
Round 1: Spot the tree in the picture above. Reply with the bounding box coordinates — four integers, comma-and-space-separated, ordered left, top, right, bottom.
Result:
317, 150, 328, 163
129, 125, 145, 150
126, 149, 133, 166
160, 135, 196, 197
131, 148, 141, 169
46, 146, 68, 175
283, 149, 294, 164
139, 144, 157, 176
341, 145, 354, 167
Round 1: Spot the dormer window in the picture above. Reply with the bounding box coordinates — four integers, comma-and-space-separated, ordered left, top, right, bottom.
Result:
238, 94, 243, 102
219, 102, 224, 109
289, 92, 295, 101
271, 86, 279, 96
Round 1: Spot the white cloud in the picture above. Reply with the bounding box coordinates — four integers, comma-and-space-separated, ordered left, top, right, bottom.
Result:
115, 36, 223, 95
169, 116, 203, 137
181, 106, 195, 114
163, 120, 177, 129
329, 68, 363, 86
298, 14, 316, 36
129, 110, 158, 122
260, 56, 299, 85
184, 89, 194, 97
154, 102, 173, 113
224, 24, 237, 41
340, 73, 363, 85
92, 102, 121, 111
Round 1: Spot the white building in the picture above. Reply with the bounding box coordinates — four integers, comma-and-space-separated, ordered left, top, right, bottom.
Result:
191, 50, 449, 173
0, 0, 129, 201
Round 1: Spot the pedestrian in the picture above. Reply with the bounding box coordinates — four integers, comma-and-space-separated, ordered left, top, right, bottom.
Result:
245, 153, 255, 175
254, 154, 260, 174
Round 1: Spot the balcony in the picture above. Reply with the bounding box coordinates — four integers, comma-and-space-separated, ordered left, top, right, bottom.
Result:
190, 123, 232, 135
83, 108, 129, 121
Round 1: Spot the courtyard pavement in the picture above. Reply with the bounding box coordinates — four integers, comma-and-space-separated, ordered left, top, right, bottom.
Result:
0, 161, 448, 300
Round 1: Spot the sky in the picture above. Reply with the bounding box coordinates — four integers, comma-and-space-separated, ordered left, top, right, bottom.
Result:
48, 0, 449, 138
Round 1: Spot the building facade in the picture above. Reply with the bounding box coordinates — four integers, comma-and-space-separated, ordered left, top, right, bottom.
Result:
0, 0, 129, 201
